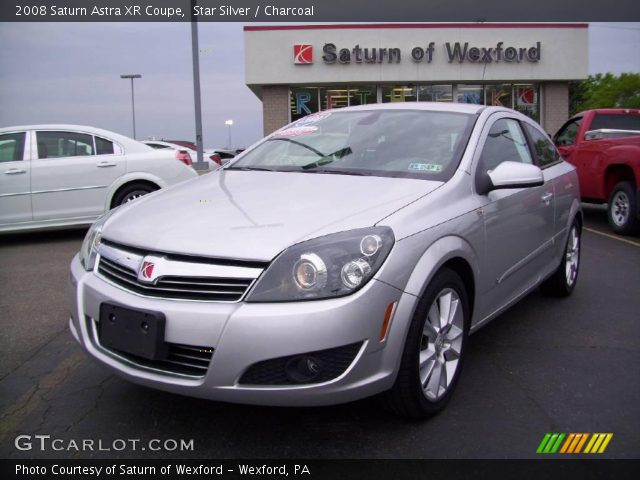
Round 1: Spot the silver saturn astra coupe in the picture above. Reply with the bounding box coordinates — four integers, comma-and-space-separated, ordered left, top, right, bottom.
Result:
69, 103, 581, 418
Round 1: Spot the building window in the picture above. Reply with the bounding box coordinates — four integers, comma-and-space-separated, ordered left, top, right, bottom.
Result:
289, 83, 541, 123
485, 84, 513, 108
321, 87, 349, 110
513, 84, 539, 122
382, 85, 417, 103
456, 85, 483, 104
348, 85, 377, 107
290, 87, 320, 122
417, 85, 453, 102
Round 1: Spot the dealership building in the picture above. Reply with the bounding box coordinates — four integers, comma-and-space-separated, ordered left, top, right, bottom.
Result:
244, 23, 588, 135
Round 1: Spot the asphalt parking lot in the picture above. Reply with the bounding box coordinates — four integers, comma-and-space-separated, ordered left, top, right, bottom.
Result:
0, 205, 638, 459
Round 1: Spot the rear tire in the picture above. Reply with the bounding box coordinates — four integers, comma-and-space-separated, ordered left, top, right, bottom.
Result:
607, 181, 639, 235
384, 268, 470, 419
541, 219, 581, 297
112, 183, 156, 207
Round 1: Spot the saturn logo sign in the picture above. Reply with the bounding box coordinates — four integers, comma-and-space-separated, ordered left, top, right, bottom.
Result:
293, 44, 313, 64
140, 261, 155, 281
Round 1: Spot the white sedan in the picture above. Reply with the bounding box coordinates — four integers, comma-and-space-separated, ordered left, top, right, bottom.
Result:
143, 140, 232, 170
0, 125, 197, 233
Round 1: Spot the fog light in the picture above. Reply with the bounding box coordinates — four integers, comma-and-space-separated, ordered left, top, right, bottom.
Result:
285, 356, 324, 383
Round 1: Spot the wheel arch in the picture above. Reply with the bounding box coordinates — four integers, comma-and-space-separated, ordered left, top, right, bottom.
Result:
403, 235, 479, 325
106, 174, 165, 209
603, 163, 636, 199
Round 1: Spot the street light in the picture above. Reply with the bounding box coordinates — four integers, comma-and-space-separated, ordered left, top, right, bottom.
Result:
120, 74, 142, 139
225, 119, 234, 149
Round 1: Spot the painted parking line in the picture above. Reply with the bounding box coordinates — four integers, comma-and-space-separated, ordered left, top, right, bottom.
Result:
584, 227, 640, 248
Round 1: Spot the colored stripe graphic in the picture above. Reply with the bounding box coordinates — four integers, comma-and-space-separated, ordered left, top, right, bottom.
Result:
560, 433, 575, 453
584, 433, 614, 454
538, 433, 613, 454
537, 433, 566, 453
537, 433, 552, 453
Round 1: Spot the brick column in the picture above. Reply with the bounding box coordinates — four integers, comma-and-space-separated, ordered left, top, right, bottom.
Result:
262, 86, 290, 136
542, 82, 569, 135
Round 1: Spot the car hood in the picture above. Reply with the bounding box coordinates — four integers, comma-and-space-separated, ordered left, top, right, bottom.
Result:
104, 170, 441, 261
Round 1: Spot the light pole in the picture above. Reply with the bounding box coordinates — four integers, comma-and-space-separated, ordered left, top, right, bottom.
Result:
225, 120, 234, 149
120, 74, 141, 139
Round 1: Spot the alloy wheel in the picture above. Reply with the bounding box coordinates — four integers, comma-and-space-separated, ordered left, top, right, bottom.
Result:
419, 288, 464, 401
565, 226, 580, 287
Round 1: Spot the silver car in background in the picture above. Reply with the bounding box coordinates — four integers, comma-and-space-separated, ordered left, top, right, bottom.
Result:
69, 104, 581, 418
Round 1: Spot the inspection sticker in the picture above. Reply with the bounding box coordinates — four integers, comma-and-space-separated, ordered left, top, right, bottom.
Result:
408, 163, 442, 172
274, 126, 318, 137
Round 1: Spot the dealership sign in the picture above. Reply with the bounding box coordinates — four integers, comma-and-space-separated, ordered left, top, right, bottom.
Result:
293, 42, 542, 64
293, 44, 313, 64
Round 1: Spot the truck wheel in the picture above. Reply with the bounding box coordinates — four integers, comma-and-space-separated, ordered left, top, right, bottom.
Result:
607, 181, 639, 235
541, 219, 581, 297
383, 268, 469, 419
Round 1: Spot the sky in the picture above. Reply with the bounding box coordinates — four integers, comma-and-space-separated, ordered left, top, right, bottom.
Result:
0, 22, 638, 148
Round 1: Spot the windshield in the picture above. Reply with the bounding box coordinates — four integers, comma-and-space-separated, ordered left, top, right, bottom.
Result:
229, 109, 476, 180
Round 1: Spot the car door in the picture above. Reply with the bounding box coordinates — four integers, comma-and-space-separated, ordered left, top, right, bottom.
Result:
473, 115, 556, 320
30, 130, 126, 221
0, 130, 31, 226
523, 121, 576, 259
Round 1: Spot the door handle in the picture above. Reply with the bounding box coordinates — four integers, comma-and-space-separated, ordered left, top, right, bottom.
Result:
96, 162, 117, 168
4, 168, 27, 175
541, 192, 553, 205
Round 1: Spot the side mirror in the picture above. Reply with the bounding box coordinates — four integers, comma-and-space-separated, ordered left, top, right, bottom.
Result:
486, 161, 544, 192
557, 145, 574, 159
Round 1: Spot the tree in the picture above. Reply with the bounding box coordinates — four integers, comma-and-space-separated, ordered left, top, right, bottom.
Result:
570, 73, 640, 115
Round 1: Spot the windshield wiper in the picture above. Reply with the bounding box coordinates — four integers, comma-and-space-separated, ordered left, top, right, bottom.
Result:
300, 168, 367, 176
269, 137, 325, 157
225, 166, 276, 172
301, 146, 353, 170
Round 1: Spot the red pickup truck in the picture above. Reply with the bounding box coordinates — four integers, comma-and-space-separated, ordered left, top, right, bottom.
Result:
554, 108, 640, 234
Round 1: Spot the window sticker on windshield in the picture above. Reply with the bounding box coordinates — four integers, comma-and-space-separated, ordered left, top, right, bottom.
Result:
294, 112, 332, 126
408, 163, 442, 172
274, 126, 318, 137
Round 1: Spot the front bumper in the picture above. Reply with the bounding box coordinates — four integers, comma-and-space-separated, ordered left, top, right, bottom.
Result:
69, 254, 417, 406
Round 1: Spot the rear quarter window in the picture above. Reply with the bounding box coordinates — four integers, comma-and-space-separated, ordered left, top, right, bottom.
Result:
590, 113, 640, 131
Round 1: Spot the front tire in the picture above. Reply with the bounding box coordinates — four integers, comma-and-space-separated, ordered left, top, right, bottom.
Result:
607, 181, 639, 235
541, 219, 581, 297
384, 268, 470, 419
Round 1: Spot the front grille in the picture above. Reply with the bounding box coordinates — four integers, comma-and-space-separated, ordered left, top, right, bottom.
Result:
238, 342, 363, 386
97, 256, 255, 302
106, 342, 214, 377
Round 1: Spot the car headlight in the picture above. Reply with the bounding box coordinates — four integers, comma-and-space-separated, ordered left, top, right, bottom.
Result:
246, 227, 394, 302
79, 210, 115, 271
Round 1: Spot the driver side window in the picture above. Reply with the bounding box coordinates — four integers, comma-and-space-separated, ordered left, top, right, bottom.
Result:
554, 118, 582, 146
476, 118, 532, 193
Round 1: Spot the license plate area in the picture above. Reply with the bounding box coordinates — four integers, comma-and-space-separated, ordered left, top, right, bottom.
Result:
99, 303, 168, 360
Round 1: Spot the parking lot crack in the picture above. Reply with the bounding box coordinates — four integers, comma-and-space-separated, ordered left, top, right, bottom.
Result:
63, 375, 113, 434
0, 325, 69, 383
0, 350, 85, 441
